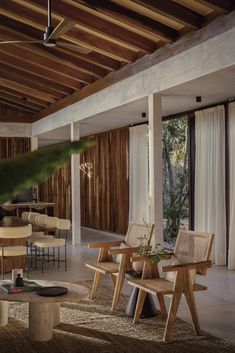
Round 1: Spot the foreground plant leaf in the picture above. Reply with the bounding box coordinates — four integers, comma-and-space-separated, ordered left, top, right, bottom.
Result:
0, 140, 94, 204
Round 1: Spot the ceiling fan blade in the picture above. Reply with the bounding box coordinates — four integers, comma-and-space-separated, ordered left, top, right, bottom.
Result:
0, 40, 43, 45
49, 19, 75, 40
57, 41, 91, 54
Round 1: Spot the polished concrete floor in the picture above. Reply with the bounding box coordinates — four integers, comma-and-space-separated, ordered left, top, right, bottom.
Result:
8, 227, 235, 344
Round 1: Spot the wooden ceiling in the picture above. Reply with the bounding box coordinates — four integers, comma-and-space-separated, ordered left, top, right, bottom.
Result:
0, 0, 234, 122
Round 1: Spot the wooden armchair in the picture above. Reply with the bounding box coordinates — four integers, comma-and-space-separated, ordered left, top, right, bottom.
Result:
85, 223, 154, 310
127, 230, 214, 341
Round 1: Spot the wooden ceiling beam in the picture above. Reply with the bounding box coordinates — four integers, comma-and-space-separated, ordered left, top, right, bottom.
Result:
0, 0, 137, 63
0, 104, 32, 122
0, 62, 73, 96
18, 0, 157, 53
0, 91, 43, 111
0, 69, 66, 100
0, 48, 81, 90
0, 15, 120, 72
117, 0, 204, 29
0, 78, 56, 103
68, 0, 177, 42
0, 27, 96, 85
0, 98, 37, 114
195, 0, 233, 13
0, 23, 107, 79
0, 87, 49, 108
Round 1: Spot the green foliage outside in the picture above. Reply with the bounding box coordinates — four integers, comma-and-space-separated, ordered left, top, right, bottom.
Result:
162, 117, 189, 241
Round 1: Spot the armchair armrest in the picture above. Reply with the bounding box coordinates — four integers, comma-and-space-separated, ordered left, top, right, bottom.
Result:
160, 252, 174, 260
162, 260, 212, 273
88, 240, 122, 249
109, 246, 140, 255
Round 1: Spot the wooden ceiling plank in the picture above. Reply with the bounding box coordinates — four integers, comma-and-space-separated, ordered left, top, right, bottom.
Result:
0, 78, 56, 103
0, 91, 43, 111
0, 69, 66, 100
0, 0, 137, 63
121, 0, 204, 29
195, 0, 232, 13
0, 48, 82, 90
23, 0, 156, 53
0, 16, 121, 72
0, 62, 73, 95
65, 0, 177, 42
0, 99, 38, 114
0, 87, 49, 108
0, 30, 95, 85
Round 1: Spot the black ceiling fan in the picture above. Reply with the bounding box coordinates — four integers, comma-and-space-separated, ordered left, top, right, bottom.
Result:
0, 0, 91, 54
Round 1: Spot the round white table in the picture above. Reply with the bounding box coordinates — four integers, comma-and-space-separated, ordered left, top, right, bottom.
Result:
0, 280, 89, 341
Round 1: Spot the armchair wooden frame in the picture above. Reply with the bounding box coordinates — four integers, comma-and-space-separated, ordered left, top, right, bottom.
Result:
85, 223, 154, 310
128, 230, 214, 341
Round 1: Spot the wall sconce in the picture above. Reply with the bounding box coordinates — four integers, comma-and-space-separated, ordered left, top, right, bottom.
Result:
80, 162, 93, 178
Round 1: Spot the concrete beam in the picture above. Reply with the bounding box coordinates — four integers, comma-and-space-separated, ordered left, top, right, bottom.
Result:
32, 12, 235, 136
0, 122, 31, 137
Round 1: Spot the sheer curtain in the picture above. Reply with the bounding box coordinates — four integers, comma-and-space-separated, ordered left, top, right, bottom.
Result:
129, 124, 149, 223
195, 105, 226, 265
228, 102, 235, 269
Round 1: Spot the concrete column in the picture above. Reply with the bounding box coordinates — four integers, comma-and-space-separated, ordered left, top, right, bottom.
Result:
31, 136, 38, 151
70, 122, 81, 245
148, 93, 163, 245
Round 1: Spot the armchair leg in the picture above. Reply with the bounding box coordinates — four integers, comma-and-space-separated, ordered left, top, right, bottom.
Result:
184, 271, 200, 335
91, 271, 102, 299
133, 289, 147, 323
157, 293, 167, 319
111, 274, 125, 311
164, 271, 184, 342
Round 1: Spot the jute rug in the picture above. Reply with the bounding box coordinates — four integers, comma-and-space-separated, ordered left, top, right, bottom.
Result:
0, 281, 234, 353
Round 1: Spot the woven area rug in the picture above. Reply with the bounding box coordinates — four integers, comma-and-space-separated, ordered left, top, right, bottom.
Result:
0, 281, 234, 353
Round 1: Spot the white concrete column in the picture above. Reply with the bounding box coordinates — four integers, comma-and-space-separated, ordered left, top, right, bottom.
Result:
31, 136, 38, 151
70, 122, 81, 245
148, 93, 163, 245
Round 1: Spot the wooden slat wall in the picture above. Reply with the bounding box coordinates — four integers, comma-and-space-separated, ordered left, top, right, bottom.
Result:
0, 137, 31, 158
80, 128, 129, 234
38, 162, 71, 220
38, 127, 129, 233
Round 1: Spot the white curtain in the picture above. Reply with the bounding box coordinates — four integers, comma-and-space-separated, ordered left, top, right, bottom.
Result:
228, 102, 235, 269
129, 124, 149, 223
195, 105, 226, 265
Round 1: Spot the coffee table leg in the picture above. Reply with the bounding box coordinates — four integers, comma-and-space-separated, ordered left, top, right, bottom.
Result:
53, 303, 60, 327
29, 303, 53, 341
0, 301, 8, 326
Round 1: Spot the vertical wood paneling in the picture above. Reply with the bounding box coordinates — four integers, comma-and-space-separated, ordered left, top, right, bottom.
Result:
0, 137, 31, 159
80, 128, 129, 234
38, 162, 71, 219
38, 127, 129, 234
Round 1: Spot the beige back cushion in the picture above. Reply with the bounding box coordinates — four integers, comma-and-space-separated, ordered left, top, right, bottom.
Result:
0, 224, 32, 239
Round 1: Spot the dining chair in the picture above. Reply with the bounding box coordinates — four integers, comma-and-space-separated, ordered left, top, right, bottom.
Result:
0, 224, 32, 279
128, 229, 214, 341
85, 222, 155, 310
33, 218, 70, 273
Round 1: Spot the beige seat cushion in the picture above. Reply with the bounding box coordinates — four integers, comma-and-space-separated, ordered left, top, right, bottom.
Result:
34, 238, 66, 248
0, 246, 27, 257
28, 232, 54, 244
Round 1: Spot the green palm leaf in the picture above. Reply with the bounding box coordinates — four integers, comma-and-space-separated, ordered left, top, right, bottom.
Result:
0, 140, 94, 204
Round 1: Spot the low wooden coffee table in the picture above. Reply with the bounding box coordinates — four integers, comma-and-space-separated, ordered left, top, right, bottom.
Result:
0, 280, 89, 341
